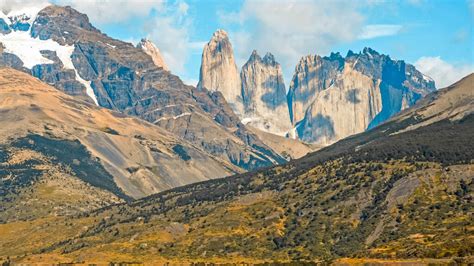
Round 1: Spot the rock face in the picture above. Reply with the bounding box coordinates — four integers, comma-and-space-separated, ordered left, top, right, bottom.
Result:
197, 29, 243, 114
197, 31, 434, 144
288, 48, 436, 145
137, 38, 168, 71
0, 5, 285, 177
240, 50, 291, 135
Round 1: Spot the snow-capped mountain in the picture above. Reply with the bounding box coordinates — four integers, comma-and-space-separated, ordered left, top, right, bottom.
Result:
0, 2, 98, 105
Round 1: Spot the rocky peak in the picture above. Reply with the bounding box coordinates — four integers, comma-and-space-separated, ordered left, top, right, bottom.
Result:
241, 50, 290, 135
362, 47, 380, 56
197, 29, 243, 115
346, 50, 356, 57
288, 48, 436, 145
262, 52, 277, 66
212, 29, 228, 39
31, 5, 100, 45
248, 50, 261, 62
288, 54, 343, 124
324, 52, 343, 61
207, 29, 233, 55
137, 38, 169, 71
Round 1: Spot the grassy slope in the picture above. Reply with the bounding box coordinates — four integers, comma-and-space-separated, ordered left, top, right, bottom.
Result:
1, 115, 472, 264
1, 73, 472, 264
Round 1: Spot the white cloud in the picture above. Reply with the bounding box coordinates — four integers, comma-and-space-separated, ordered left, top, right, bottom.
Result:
188, 41, 207, 55
123, 37, 140, 46
415, 56, 473, 88
219, 0, 366, 83
144, 1, 193, 74
177, 1, 188, 15
54, 0, 164, 24
0, 0, 48, 14
358, 24, 402, 39
52, 0, 196, 75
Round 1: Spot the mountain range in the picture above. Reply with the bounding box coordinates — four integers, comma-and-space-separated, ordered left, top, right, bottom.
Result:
0, 3, 472, 265
0, 4, 288, 192
197, 30, 435, 145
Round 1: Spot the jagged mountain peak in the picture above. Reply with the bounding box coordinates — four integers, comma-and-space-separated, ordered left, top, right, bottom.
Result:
137, 38, 169, 71
246, 50, 277, 66
345, 47, 385, 61
249, 49, 261, 61
323, 51, 344, 61
206, 29, 234, 56
362, 46, 380, 56
241, 49, 290, 135
139, 37, 149, 43
262, 52, 277, 65
198, 28, 243, 114
212, 28, 229, 39
294, 54, 322, 71
346, 49, 356, 57
288, 48, 436, 144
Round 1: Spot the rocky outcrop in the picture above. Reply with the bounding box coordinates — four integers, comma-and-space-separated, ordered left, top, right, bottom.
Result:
137, 38, 169, 71
197, 29, 243, 115
287, 52, 344, 125
288, 48, 435, 145
240, 50, 291, 135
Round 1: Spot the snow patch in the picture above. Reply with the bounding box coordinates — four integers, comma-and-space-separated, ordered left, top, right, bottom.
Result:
74, 69, 99, 105
286, 126, 298, 139
175, 112, 192, 119
241, 117, 260, 124
0, 30, 72, 68
2, 2, 49, 26
153, 112, 192, 123
0, 30, 98, 105
422, 73, 433, 82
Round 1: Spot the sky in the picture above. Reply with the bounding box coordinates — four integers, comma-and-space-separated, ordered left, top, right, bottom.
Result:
3, 0, 473, 88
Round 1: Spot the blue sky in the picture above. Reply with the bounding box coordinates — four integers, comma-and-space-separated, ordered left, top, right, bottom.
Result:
55, 0, 473, 88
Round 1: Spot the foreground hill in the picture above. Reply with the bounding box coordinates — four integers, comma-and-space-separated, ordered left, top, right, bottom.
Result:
1, 72, 472, 263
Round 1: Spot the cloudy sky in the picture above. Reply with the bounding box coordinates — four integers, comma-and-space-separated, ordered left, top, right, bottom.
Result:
7, 0, 473, 88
